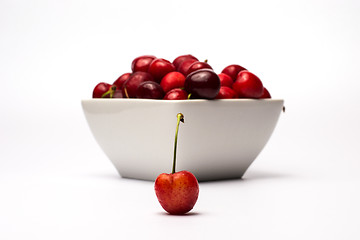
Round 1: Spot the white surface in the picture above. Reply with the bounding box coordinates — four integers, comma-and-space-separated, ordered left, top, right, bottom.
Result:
1, 0, 360, 239
82, 99, 283, 181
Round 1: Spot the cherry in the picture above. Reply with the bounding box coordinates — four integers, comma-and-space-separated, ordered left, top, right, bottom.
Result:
186, 60, 213, 76
177, 58, 198, 76
215, 86, 238, 99
163, 88, 188, 100
113, 73, 131, 89
172, 54, 198, 70
155, 113, 199, 215
232, 70, 264, 98
92, 82, 112, 98
131, 55, 156, 72
148, 58, 176, 83
260, 87, 271, 99
221, 64, 247, 81
122, 72, 154, 98
136, 81, 164, 99
160, 72, 186, 93
184, 69, 221, 99
218, 73, 233, 88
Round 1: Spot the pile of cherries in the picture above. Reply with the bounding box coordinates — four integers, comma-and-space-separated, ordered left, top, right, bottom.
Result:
92, 54, 271, 100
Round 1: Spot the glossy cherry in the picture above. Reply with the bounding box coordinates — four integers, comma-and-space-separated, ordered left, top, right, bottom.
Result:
215, 86, 238, 99
260, 87, 271, 98
233, 70, 264, 98
148, 58, 176, 83
218, 73, 233, 88
160, 71, 186, 93
136, 81, 164, 99
173, 54, 198, 70
186, 61, 213, 76
112, 89, 124, 98
113, 73, 131, 89
163, 88, 188, 100
184, 69, 221, 99
122, 72, 154, 98
131, 55, 156, 72
92, 82, 112, 98
221, 64, 247, 81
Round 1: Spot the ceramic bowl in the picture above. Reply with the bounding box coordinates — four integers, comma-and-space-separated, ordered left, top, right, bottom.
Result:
81, 99, 284, 181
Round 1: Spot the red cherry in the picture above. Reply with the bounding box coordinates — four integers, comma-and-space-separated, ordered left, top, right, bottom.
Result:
155, 171, 199, 215
177, 58, 198, 76
221, 64, 247, 81
259, 87, 271, 98
92, 82, 111, 98
215, 86, 238, 99
173, 54, 198, 70
218, 73, 233, 88
131, 55, 156, 72
136, 81, 164, 99
163, 88, 188, 100
122, 72, 154, 98
184, 69, 221, 99
160, 72, 186, 93
148, 58, 176, 83
154, 113, 199, 215
186, 61, 213, 76
113, 73, 131, 89
232, 70, 264, 98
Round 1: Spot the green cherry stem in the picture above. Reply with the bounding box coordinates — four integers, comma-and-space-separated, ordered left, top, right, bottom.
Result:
172, 113, 184, 174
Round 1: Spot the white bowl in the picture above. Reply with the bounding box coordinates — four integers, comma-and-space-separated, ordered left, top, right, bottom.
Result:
81, 99, 284, 181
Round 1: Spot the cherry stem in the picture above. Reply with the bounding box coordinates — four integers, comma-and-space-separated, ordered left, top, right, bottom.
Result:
172, 113, 184, 174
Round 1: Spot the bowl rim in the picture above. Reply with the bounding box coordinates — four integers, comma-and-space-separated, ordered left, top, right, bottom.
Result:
81, 98, 284, 103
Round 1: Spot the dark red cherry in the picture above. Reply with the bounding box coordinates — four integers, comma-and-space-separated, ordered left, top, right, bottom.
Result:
215, 86, 238, 99
184, 69, 220, 99
163, 88, 188, 100
93, 82, 111, 98
186, 61, 213, 76
233, 70, 264, 98
131, 55, 156, 72
122, 72, 154, 98
113, 73, 131, 89
177, 58, 198, 76
221, 64, 247, 81
259, 87, 271, 98
173, 54, 198, 70
136, 81, 164, 99
218, 73, 233, 88
148, 58, 176, 82
160, 71, 186, 93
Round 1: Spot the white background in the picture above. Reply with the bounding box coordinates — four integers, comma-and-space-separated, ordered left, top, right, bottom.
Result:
1, 0, 360, 239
